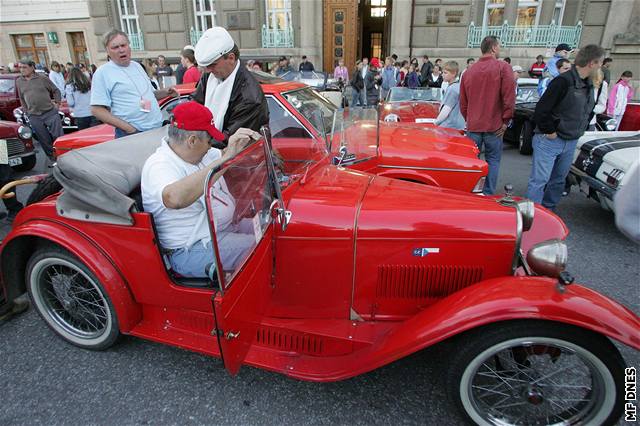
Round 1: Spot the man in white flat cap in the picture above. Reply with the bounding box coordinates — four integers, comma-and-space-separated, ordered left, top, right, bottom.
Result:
193, 26, 269, 146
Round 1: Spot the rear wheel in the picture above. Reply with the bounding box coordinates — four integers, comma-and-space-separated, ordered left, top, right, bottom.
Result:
26, 246, 119, 350
519, 120, 534, 155
448, 321, 625, 426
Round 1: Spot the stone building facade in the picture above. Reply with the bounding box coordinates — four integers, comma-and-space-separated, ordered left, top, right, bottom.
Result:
1, 0, 637, 86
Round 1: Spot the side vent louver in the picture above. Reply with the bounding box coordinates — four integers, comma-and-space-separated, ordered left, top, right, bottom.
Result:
377, 265, 483, 299
256, 327, 324, 355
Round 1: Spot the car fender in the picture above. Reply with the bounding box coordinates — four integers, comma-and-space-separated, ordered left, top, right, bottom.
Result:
359, 277, 639, 377
1, 219, 142, 332
375, 169, 439, 186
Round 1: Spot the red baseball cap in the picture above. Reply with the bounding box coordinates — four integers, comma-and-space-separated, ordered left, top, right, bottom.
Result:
171, 101, 224, 142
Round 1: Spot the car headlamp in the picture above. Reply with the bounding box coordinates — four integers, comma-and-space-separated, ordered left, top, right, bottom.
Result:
18, 125, 32, 140
13, 108, 22, 120
526, 239, 568, 278
384, 113, 399, 122
605, 119, 617, 131
516, 199, 535, 231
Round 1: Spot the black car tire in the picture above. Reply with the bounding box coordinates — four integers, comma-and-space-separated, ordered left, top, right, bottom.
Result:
519, 120, 534, 155
11, 154, 37, 172
504, 120, 522, 145
26, 245, 120, 350
26, 174, 62, 205
448, 320, 625, 426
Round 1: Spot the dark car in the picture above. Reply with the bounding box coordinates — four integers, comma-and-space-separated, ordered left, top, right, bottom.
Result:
0, 74, 20, 122
504, 78, 616, 155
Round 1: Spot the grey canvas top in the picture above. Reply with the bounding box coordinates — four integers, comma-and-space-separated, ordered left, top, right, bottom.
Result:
54, 126, 167, 225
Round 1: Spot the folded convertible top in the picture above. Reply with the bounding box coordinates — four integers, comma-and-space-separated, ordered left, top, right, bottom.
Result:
53, 126, 167, 225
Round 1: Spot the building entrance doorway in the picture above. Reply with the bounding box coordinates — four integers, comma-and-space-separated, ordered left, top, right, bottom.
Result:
358, 0, 391, 64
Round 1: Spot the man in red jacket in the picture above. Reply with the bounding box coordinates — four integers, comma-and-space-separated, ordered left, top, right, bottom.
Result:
460, 35, 515, 195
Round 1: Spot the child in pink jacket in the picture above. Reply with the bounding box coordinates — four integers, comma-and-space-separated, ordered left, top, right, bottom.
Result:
608, 70, 634, 130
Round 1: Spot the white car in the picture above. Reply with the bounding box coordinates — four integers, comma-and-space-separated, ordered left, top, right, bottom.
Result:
569, 131, 640, 211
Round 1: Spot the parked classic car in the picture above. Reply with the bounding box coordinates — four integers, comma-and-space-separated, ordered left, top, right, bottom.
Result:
52, 76, 487, 194
569, 130, 640, 211
380, 86, 441, 124
1, 120, 637, 425
0, 73, 21, 122
0, 119, 37, 172
13, 103, 78, 135
504, 78, 623, 155
278, 70, 344, 107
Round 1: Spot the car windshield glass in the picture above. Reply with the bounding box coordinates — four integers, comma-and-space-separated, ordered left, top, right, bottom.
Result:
279, 71, 328, 88
283, 88, 336, 135
0, 79, 15, 94
516, 85, 540, 104
329, 107, 379, 162
387, 87, 441, 102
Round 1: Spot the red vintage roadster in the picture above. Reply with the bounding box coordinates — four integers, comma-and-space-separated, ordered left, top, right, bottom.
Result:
0, 116, 637, 425
52, 75, 486, 193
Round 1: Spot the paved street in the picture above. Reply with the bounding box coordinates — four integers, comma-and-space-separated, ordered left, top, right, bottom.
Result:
1, 142, 638, 425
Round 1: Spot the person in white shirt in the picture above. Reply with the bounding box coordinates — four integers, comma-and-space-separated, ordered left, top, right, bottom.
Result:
48, 61, 66, 98
141, 101, 260, 277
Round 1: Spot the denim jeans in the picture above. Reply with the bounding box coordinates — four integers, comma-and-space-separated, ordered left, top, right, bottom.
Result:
467, 131, 503, 195
114, 127, 139, 139
351, 88, 362, 107
526, 133, 578, 210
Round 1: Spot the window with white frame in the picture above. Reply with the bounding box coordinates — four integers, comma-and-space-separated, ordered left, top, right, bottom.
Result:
515, 0, 541, 27
483, 0, 505, 27
265, 0, 292, 31
194, 0, 216, 32
117, 0, 140, 35
370, 0, 387, 18
552, 0, 566, 25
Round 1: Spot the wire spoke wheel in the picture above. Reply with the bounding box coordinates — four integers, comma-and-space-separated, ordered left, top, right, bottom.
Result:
27, 248, 119, 349
450, 322, 624, 426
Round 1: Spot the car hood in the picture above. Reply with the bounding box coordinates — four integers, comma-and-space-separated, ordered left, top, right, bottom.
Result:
383, 102, 439, 122
54, 124, 115, 157
0, 120, 20, 137
573, 131, 640, 177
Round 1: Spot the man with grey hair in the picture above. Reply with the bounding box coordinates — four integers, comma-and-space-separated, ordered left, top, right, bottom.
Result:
141, 101, 259, 278
91, 29, 178, 138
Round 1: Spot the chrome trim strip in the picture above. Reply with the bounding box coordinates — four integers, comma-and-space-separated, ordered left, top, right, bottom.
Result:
512, 209, 523, 274
378, 164, 483, 173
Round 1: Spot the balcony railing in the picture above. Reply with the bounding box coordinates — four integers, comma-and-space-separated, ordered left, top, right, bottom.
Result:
261, 26, 294, 48
128, 32, 145, 51
467, 21, 582, 48
190, 28, 202, 47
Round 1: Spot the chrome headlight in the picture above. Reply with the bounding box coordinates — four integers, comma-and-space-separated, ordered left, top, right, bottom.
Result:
18, 125, 32, 140
62, 115, 71, 126
13, 108, 22, 120
526, 239, 568, 278
516, 199, 535, 231
384, 113, 399, 122
605, 118, 617, 131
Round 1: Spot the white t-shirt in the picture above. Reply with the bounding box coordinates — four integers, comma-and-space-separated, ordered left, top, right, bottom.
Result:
141, 137, 235, 250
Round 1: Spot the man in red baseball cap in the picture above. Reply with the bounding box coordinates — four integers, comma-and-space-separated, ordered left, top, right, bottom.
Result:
141, 101, 260, 277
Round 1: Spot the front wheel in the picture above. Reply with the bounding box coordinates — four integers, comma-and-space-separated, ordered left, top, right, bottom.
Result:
26, 246, 120, 350
519, 120, 534, 155
448, 321, 625, 426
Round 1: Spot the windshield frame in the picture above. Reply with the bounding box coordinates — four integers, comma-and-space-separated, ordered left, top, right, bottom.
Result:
281, 87, 337, 138
386, 86, 442, 103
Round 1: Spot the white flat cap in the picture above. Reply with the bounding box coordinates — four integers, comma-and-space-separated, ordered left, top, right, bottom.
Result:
512, 65, 524, 72
195, 27, 235, 66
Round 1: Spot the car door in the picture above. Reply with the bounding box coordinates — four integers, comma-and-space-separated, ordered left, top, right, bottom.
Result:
206, 134, 288, 375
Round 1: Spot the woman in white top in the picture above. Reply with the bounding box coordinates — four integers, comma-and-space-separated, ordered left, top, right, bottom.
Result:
589, 69, 608, 131
65, 67, 97, 130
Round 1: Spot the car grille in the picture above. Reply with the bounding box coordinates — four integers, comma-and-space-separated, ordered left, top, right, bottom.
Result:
376, 264, 484, 299
5, 138, 25, 156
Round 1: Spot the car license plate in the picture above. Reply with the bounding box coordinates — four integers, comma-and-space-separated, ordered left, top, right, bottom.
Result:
415, 118, 436, 123
8, 157, 22, 166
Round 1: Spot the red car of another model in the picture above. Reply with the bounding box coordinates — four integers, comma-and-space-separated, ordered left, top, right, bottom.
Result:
53, 74, 487, 194
0, 119, 37, 172
0, 124, 637, 425
379, 86, 441, 125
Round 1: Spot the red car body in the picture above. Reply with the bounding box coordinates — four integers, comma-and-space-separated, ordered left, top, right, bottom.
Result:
0, 119, 36, 172
1, 126, 637, 424
379, 87, 441, 126
54, 80, 487, 193
619, 102, 640, 131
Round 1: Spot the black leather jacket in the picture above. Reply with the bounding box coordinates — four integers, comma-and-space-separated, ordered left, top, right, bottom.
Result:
192, 65, 269, 145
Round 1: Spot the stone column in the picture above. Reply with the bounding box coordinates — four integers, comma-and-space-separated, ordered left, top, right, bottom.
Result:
389, 0, 412, 60
601, 0, 635, 50
299, 0, 323, 68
